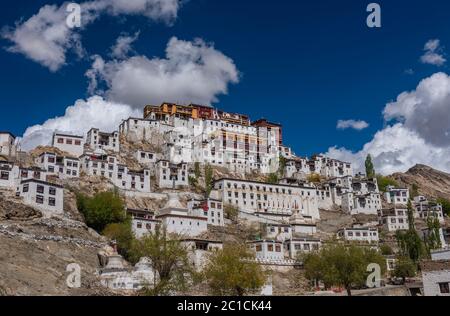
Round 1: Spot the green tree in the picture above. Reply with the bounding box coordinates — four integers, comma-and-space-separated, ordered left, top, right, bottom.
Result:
76, 191, 126, 232
376, 175, 399, 192
278, 154, 287, 176
365, 154, 375, 178
410, 183, 420, 199
380, 244, 394, 256
130, 227, 193, 296
395, 230, 426, 263
266, 173, 279, 184
303, 243, 385, 296
188, 176, 198, 188
224, 204, 239, 222
393, 257, 417, 284
307, 173, 321, 183
204, 164, 214, 198
194, 162, 201, 179
203, 243, 267, 296
424, 215, 442, 251
437, 197, 450, 216
103, 218, 134, 261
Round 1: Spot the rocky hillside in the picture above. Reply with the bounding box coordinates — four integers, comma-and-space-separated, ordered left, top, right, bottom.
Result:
0, 190, 113, 296
390, 164, 450, 201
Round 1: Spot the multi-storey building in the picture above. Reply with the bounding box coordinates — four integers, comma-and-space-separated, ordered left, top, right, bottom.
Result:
378, 207, 410, 232
187, 198, 225, 227
384, 186, 410, 206
285, 238, 322, 258
86, 128, 120, 153
342, 177, 381, 215
155, 160, 188, 189
16, 179, 64, 216
127, 209, 160, 239
413, 196, 445, 223
136, 150, 159, 167
155, 194, 208, 237
213, 178, 320, 220
52, 132, 84, 157
119, 117, 161, 141
0, 162, 49, 189
0, 132, 16, 158
37, 152, 80, 179
337, 226, 379, 244
81, 154, 151, 193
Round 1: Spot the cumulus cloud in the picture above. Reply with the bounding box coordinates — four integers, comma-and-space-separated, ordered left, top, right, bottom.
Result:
86, 36, 240, 107
20, 96, 140, 151
337, 119, 369, 131
326, 72, 450, 175
420, 39, 446, 66
2, 0, 182, 71
110, 31, 140, 59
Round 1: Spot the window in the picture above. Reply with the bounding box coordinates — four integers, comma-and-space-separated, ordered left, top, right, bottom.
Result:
23, 184, 29, 193
75, 140, 81, 145
267, 244, 274, 252
0, 171, 9, 180
57, 138, 64, 144
36, 195, 44, 204
37, 185, 44, 194
49, 187, 56, 196
66, 139, 73, 145
439, 282, 450, 294
256, 245, 262, 252
49, 198, 56, 206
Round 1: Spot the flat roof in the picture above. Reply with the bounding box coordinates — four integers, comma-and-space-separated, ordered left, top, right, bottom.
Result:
20, 178, 63, 188
53, 132, 83, 139
214, 177, 315, 190
0, 131, 15, 138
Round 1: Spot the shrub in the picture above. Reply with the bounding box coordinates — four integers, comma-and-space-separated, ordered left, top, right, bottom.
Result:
77, 191, 126, 232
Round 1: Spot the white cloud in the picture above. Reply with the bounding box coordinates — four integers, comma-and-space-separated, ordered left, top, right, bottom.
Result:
110, 31, 140, 59
2, 0, 182, 71
420, 39, 446, 66
86, 36, 240, 108
326, 72, 450, 175
337, 119, 369, 131
20, 96, 140, 151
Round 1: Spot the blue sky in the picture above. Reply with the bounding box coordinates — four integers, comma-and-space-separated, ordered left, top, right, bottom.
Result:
2, 0, 450, 173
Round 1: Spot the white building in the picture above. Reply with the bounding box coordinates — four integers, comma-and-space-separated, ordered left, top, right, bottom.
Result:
119, 117, 161, 141
413, 196, 445, 224
421, 227, 448, 250
155, 194, 208, 237
181, 238, 223, 271
384, 186, 410, 206
213, 178, 320, 220
86, 128, 120, 153
337, 226, 379, 244
342, 177, 381, 215
378, 207, 409, 232
136, 150, 159, 167
0, 162, 49, 189
36, 152, 80, 179
155, 160, 189, 189
187, 198, 225, 226
265, 224, 292, 241
0, 132, 16, 158
248, 240, 285, 261
81, 154, 151, 194
16, 179, 64, 216
127, 209, 160, 239
421, 260, 450, 296
52, 133, 84, 157
285, 238, 321, 259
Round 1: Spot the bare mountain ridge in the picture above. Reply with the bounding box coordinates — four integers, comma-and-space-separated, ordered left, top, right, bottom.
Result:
390, 164, 450, 201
